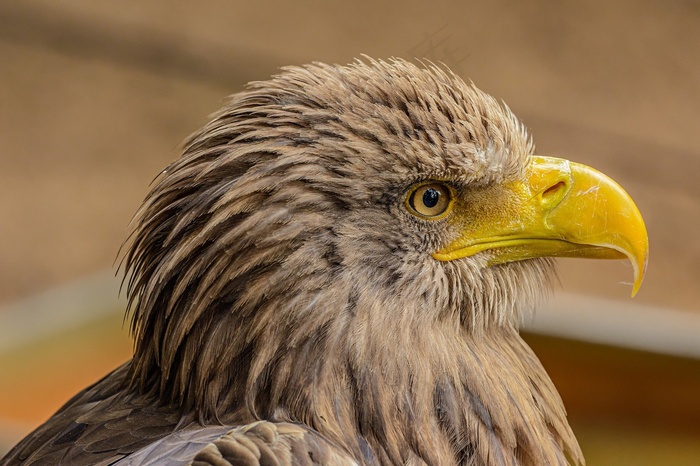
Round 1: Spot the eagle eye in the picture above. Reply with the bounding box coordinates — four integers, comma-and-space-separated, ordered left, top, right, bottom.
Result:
406, 183, 453, 219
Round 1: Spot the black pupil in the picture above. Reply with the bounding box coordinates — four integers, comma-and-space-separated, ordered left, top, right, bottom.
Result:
422, 188, 440, 208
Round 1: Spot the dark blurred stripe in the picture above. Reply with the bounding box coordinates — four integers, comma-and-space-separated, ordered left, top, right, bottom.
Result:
0, 2, 281, 89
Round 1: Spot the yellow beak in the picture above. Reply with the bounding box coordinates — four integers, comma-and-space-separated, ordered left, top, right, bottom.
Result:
433, 156, 648, 296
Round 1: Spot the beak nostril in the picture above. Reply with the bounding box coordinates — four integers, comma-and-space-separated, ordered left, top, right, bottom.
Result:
542, 181, 567, 199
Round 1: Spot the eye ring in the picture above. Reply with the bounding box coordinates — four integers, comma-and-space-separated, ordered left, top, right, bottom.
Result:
406, 182, 454, 220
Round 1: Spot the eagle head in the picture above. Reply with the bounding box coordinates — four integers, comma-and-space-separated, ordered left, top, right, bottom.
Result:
122, 58, 647, 465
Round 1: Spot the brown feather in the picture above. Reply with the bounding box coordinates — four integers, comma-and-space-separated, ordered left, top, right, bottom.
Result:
1, 58, 583, 465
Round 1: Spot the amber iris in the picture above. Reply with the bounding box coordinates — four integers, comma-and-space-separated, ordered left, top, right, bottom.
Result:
407, 183, 452, 219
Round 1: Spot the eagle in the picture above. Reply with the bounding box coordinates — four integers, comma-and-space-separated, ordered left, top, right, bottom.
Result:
1, 58, 647, 466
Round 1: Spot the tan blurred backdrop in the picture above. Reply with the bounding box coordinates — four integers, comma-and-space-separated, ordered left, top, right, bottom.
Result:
1, 1, 699, 464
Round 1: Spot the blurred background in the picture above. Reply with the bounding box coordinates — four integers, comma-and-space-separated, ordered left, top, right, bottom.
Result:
1, 1, 699, 464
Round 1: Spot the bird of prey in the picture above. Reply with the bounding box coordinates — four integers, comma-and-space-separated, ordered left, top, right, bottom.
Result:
1, 58, 647, 466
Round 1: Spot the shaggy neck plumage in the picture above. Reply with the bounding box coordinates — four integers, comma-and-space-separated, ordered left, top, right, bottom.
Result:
123, 256, 580, 465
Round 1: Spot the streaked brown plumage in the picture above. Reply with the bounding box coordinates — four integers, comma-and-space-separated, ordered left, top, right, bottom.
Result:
1, 58, 647, 465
